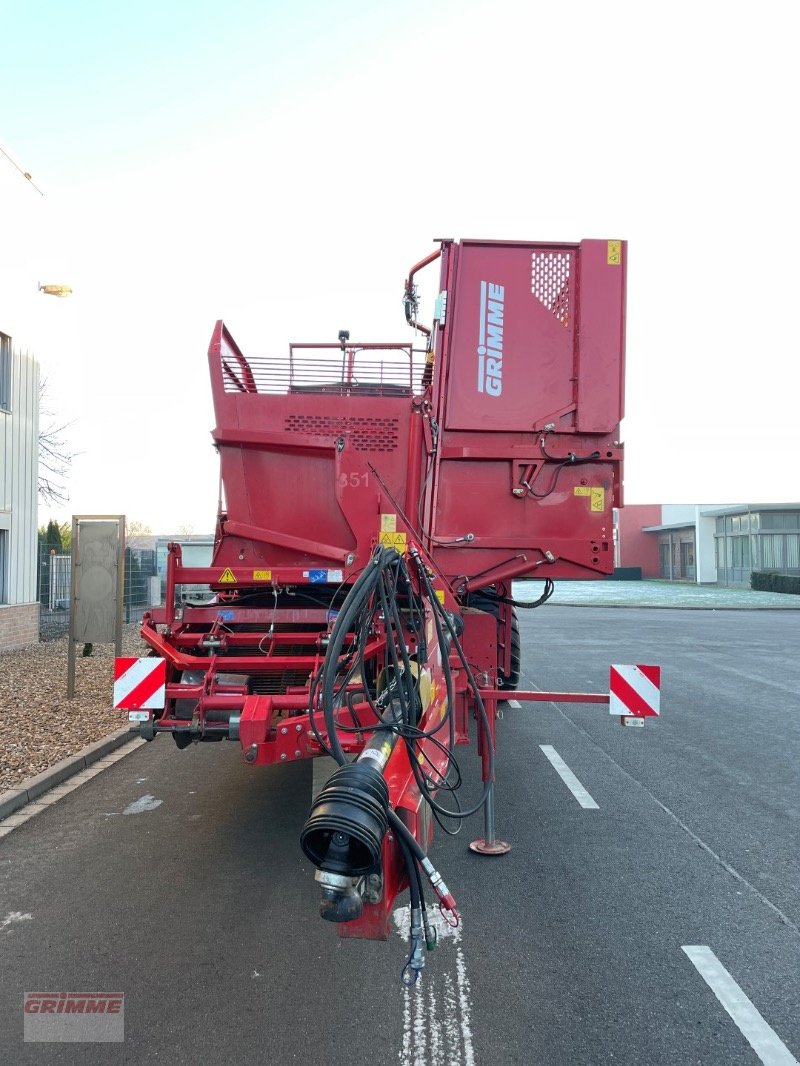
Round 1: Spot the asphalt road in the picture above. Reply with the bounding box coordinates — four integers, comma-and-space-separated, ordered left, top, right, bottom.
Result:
1, 606, 799, 1065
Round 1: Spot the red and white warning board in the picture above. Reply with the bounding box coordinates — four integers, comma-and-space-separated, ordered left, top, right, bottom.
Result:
114, 657, 166, 711
609, 664, 661, 718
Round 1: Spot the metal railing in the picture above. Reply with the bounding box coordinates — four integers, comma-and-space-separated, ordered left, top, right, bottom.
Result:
222, 343, 426, 396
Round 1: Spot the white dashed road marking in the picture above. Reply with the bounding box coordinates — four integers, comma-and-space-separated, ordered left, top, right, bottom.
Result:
683, 946, 799, 1066
539, 745, 599, 809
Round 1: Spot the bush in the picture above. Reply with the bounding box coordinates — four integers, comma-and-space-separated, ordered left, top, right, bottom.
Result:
750, 572, 800, 595
605, 567, 643, 581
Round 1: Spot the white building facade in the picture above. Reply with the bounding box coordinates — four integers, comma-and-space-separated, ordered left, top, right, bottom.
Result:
0, 330, 40, 649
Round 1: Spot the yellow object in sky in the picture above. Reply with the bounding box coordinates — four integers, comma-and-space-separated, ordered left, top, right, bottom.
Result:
39, 284, 73, 297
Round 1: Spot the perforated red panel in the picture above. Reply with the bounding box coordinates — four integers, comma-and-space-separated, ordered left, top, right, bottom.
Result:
531, 250, 572, 327
284, 415, 400, 452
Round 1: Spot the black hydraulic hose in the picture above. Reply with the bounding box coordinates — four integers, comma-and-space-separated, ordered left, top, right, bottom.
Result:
322, 555, 384, 765
398, 835, 420, 910
415, 560, 495, 819
376, 568, 412, 728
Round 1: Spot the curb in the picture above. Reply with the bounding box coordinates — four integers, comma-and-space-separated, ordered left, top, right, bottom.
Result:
0, 726, 138, 821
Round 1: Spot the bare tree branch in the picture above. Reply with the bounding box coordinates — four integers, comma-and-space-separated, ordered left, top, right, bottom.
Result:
38, 377, 76, 505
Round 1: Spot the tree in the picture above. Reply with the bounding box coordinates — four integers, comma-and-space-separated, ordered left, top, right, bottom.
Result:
59, 521, 72, 552
126, 519, 153, 536
43, 518, 63, 553
38, 378, 76, 505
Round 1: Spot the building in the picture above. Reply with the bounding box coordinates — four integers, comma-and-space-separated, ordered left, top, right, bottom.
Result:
0, 331, 40, 649
127, 532, 215, 602
617, 503, 800, 586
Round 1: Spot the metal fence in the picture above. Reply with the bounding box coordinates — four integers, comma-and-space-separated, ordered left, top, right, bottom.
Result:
38, 546, 159, 641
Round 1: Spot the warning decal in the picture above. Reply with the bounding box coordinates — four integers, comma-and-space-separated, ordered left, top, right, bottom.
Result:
607, 240, 622, 265
218, 568, 237, 584
379, 531, 407, 550
574, 486, 605, 511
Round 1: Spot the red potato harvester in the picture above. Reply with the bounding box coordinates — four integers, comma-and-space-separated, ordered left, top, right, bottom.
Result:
133, 238, 628, 983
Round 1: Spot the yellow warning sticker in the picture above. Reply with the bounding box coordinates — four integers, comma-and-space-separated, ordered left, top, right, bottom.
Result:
380, 514, 397, 533
379, 531, 407, 550
434, 589, 445, 604
607, 240, 622, 265
253, 570, 272, 581
218, 568, 237, 584
574, 486, 605, 512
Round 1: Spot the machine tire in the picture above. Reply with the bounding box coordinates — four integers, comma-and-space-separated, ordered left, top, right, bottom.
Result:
498, 609, 521, 690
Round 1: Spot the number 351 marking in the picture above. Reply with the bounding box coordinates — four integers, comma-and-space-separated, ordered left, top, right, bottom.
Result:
338, 472, 370, 488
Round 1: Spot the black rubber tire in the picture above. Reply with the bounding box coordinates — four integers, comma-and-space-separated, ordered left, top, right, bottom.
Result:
465, 590, 522, 691
498, 608, 521, 690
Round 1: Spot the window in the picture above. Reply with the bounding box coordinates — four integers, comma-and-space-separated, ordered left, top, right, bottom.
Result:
0, 332, 10, 411
762, 535, 785, 569
731, 536, 750, 569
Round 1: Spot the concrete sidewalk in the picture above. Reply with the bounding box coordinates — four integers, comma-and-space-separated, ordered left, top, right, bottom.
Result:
513, 578, 800, 609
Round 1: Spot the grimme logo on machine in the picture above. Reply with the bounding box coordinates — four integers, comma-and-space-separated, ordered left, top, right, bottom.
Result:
477, 280, 504, 396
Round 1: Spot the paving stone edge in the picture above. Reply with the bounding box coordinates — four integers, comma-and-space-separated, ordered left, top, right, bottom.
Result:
0, 727, 138, 821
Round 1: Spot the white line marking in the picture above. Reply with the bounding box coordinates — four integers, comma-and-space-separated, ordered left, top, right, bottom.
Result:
122, 794, 162, 815
1, 911, 33, 931
531, 680, 800, 937
683, 946, 798, 1066
394, 907, 475, 1065
506, 699, 521, 709
539, 745, 599, 809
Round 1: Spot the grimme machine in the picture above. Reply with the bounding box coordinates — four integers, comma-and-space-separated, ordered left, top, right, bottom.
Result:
137, 238, 626, 981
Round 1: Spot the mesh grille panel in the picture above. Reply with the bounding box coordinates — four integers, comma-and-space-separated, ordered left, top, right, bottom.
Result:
531, 251, 572, 327
285, 415, 400, 452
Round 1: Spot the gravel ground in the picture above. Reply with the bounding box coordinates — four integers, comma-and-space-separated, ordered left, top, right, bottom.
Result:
0, 625, 148, 792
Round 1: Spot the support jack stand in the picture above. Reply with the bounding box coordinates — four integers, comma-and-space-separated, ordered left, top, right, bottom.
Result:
469, 783, 511, 855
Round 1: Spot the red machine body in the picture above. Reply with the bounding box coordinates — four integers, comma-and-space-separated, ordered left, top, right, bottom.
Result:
138, 237, 626, 943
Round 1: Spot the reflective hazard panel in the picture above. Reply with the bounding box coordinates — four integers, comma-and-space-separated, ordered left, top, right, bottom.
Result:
609, 664, 661, 719
114, 657, 166, 710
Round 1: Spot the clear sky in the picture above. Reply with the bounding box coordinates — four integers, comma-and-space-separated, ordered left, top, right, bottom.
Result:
2, 0, 797, 533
